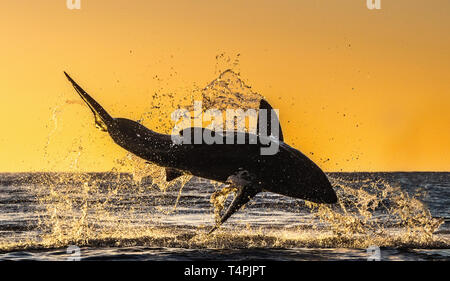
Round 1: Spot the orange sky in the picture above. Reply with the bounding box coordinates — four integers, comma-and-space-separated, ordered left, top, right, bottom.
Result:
0, 0, 449, 172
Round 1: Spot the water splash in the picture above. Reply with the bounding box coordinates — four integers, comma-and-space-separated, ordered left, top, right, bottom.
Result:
195, 69, 263, 112
304, 175, 445, 247
43, 106, 61, 161
0, 173, 447, 253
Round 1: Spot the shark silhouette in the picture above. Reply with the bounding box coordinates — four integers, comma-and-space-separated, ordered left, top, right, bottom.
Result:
64, 72, 337, 233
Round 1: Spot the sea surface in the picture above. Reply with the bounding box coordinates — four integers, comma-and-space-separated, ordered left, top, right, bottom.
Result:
0, 172, 448, 261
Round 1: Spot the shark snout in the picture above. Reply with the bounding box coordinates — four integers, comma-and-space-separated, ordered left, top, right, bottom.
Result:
313, 173, 338, 204
322, 184, 338, 204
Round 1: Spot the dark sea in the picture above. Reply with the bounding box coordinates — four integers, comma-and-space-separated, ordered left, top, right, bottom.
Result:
0, 172, 448, 261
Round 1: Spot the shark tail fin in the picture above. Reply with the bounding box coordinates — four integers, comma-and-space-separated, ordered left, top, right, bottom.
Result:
64, 72, 115, 131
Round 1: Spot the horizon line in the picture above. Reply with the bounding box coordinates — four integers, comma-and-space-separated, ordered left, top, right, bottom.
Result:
0, 170, 449, 174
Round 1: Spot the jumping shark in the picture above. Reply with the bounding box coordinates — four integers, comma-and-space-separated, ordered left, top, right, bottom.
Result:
64, 72, 337, 233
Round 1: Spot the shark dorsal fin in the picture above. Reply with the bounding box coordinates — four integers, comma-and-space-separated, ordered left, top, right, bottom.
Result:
165, 167, 184, 181
257, 99, 283, 142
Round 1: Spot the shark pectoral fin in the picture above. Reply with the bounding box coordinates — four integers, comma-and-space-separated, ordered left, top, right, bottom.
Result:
165, 167, 184, 182
208, 184, 260, 234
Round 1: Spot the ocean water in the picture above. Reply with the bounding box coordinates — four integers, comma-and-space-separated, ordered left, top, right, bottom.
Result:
0, 172, 448, 261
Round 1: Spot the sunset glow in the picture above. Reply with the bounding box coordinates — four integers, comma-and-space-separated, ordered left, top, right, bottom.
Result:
0, 0, 449, 172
